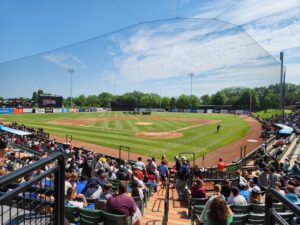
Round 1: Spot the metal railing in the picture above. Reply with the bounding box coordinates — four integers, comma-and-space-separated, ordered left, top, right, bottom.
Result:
162, 176, 171, 225
266, 188, 300, 225
0, 152, 65, 225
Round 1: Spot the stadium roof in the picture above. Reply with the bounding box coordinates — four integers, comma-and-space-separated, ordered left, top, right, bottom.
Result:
0, 125, 32, 136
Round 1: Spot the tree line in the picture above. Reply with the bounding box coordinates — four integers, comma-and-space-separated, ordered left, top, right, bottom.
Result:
2, 83, 300, 110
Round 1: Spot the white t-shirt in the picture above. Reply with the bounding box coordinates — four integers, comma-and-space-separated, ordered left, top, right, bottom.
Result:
227, 194, 248, 205
134, 161, 145, 170
68, 200, 84, 208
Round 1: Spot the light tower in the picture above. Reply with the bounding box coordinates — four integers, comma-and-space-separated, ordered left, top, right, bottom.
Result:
189, 72, 194, 109
68, 68, 75, 107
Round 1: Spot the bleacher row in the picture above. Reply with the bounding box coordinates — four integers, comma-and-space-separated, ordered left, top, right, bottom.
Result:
189, 196, 296, 225
0, 126, 157, 225
2, 113, 300, 225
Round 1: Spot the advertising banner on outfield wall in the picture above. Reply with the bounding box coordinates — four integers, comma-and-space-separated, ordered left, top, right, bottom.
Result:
207, 109, 213, 113
0, 108, 13, 114
23, 108, 33, 113
35, 108, 45, 113
196, 109, 205, 113
220, 110, 228, 114
171, 109, 178, 112
13, 108, 23, 114
61, 108, 69, 113
45, 108, 53, 113
69, 108, 77, 113
235, 110, 244, 114
78, 108, 84, 112
213, 109, 220, 113
96, 108, 104, 112
84, 108, 90, 112
53, 108, 62, 113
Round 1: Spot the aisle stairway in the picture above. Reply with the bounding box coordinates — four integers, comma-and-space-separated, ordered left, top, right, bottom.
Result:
142, 185, 190, 225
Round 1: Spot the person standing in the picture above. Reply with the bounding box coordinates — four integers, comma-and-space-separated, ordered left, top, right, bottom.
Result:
258, 167, 270, 191
175, 156, 190, 201
217, 158, 225, 172
217, 124, 221, 133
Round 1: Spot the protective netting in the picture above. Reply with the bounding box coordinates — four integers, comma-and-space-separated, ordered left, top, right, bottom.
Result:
0, 18, 280, 98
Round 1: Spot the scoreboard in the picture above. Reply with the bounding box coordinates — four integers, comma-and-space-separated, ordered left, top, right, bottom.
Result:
38, 96, 63, 108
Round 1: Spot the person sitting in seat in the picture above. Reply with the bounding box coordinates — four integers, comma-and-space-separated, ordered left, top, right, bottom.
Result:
221, 179, 231, 200
99, 183, 113, 200
205, 197, 233, 225
199, 184, 225, 224
285, 185, 300, 203
238, 181, 250, 201
191, 178, 206, 198
106, 181, 142, 225
227, 187, 247, 205
65, 187, 87, 208
248, 186, 263, 204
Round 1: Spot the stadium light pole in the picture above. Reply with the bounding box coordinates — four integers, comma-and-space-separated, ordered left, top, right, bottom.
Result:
189, 72, 194, 109
68, 68, 75, 107
280, 52, 284, 118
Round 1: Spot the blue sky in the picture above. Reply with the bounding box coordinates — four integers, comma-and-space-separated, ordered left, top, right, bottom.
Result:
0, 0, 299, 98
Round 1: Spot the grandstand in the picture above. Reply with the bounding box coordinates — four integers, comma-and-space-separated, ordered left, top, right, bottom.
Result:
1, 1, 300, 225
1, 111, 300, 225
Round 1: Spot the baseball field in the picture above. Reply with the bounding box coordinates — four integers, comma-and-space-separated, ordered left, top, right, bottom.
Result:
0, 112, 252, 160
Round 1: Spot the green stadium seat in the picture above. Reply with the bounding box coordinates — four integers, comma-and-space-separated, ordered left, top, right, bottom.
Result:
251, 204, 265, 214
189, 197, 209, 225
231, 214, 247, 225
65, 206, 79, 224
79, 208, 102, 225
278, 212, 294, 224
102, 211, 132, 225
247, 213, 265, 225
273, 203, 287, 212
230, 204, 251, 214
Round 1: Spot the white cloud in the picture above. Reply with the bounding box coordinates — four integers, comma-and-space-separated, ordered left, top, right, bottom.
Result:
111, 20, 279, 84
218, 0, 300, 25
43, 52, 85, 70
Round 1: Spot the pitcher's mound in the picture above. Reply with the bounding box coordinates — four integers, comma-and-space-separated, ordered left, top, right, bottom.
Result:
136, 131, 183, 139
135, 122, 153, 126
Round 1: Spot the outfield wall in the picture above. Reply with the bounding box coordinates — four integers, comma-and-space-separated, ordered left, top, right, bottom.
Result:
0, 107, 250, 115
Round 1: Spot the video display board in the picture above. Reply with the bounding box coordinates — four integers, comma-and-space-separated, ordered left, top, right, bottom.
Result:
38, 96, 62, 108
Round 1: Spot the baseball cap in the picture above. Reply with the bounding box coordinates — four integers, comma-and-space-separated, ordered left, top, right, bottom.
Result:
252, 185, 261, 194
181, 156, 187, 161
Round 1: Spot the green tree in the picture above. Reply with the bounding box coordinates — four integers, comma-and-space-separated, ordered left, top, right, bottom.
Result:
176, 94, 189, 109
189, 95, 200, 109
211, 92, 227, 105
148, 94, 161, 108
74, 94, 86, 107
200, 94, 211, 105
169, 97, 176, 109
86, 95, 99, 106
98, 92, 113, 107
161, 97, 170, 109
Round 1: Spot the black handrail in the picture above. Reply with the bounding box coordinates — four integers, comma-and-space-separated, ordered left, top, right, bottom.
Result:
266, 188, 300, 225
162, 175, 171, 225
0, 151, 65, 225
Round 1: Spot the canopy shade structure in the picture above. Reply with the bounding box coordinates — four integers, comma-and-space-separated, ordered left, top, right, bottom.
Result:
274, 123, 294, 135
279, 126, 294, 135
0, 125, 32, 136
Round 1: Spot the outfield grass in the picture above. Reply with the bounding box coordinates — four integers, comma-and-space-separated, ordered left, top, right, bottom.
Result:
253, 109, 292, 119
0, 112, 249, 159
